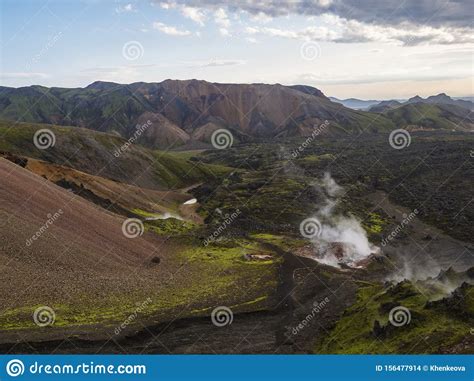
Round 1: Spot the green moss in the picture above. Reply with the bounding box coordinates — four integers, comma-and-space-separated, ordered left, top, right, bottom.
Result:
0, 239, 280, 332
146, 218, 197, 235
299, 153, 335, 163
314, 282, 471, 354
364, 212, 386, 234
250, 233, 306, 251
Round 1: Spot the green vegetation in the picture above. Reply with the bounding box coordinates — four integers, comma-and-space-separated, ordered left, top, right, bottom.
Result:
0, 120, 233, 190
0, 237, 280, 332
383, 103, 471, 131
315, 282, 472, 354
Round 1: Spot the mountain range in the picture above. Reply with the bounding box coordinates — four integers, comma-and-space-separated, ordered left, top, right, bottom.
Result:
329, 97, 382, 110
369, 93, 473, 112
0, 81, 472, 150
0, 80, 395, 149
330, 94, 473, 112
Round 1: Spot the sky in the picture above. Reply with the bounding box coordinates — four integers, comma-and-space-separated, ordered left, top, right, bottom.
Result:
0, 0, 473, 99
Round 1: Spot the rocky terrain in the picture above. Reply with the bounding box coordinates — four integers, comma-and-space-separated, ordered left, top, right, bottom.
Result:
0, 117, 472, 354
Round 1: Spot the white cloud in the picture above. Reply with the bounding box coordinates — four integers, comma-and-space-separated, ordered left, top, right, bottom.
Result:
245, 15, 474, 46
245, 37, 258, 43
0, 72, 49, 79
115, 3, 135, 13
214, 8, 230, 28
219, 28, 230, 37
250, 12, 273, 23
159, 1, 176, 9
158, 0, 473, 29
181, 6, 206, 26
183, 59, 246, 68
153, 22, 192, 36
295, 68, 470, 86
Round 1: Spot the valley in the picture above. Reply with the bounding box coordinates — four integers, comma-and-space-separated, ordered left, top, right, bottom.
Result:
0, 115, 472, 354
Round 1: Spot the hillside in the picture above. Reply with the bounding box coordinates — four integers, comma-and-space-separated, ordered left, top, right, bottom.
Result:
0, 157, 279, 341
0, 80, 396, 148
382, 103, 473, 131
0, 120, 231, 190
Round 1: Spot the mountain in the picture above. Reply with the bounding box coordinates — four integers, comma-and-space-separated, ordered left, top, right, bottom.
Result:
368, 100, 402, 113
0, 80, 395, 149
407, 93, 473, 110
382, 102, 473, 131
369, 93, 473, 112
329, 97, 381, 110
454, 96, 474, 102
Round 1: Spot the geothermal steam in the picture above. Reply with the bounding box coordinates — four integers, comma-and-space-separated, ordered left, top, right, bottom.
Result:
309, 173, 379, 268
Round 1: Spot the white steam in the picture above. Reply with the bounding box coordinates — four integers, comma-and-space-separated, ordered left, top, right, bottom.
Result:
309, 173, 379, 268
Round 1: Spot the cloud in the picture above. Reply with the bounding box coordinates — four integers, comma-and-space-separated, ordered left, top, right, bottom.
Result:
250, 12, 273, 23
155, 1, 473, 45
183, 59, 246, 68
115, 3, 135, 13
157, 0, 474, 28
0, 72, 48, 79
219, 28, 231, 37
159, 1, 176, 10
214, 8, 230, 28
153, 22, 192, 36
245, 15, 474, 45
295, 69, 471, 86
181, 6, 206, 26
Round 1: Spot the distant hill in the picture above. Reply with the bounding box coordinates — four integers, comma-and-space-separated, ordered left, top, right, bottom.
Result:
0, 80, 396, 149
382, 103, 473, 131
328, 97, 381, 110
369, 100, 403, 113
407, 93, 473, 110
369, 93, 473, 112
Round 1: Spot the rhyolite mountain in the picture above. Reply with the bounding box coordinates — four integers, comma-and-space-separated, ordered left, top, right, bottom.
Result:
367, 92, 474, 131
369, 93, 473, 112
0, 80, 396, 149
381, 102, 473, 131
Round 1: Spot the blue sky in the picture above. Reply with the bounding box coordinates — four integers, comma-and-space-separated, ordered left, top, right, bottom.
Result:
1, 0, 472, 99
